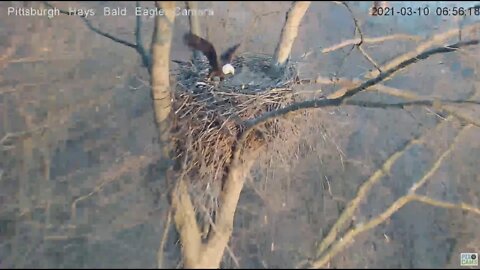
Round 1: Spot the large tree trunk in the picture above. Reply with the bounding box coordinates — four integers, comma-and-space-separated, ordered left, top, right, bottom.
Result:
270, 1, 311, 75
150, 1, 176, 168
149, 2, 178, 268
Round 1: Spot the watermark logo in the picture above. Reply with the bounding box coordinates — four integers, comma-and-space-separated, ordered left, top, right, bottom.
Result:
460, 253, 478, 267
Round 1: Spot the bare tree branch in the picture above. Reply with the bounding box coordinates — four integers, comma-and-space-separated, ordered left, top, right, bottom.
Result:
43, 2, 136, 48
337, 1, 382, 73
345, 98, 480, 109
157, 208, 172, 268
410, 195, 480, 215
135, 1, 151, 69
43, 1, 152, 70
358, 45, 381, 72
300, 34, 422, 58
186, 1, 203, 61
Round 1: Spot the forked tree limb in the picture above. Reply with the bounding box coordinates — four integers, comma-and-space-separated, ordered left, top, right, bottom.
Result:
310, 193, 480, 269
313, 114, 456, 259
309, 125, 477, 269
271, 1, 311, 73
337, 1, 382, 73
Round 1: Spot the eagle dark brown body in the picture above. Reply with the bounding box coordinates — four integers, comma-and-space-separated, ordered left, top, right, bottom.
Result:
183, 33, 241, 81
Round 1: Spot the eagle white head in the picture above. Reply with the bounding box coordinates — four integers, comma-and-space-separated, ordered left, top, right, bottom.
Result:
222, 63, 235, 75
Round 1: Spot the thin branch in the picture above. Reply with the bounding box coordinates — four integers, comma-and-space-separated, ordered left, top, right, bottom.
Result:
321, 34, 422, 54
135, 1, 151, 69
407, 127, 470, 195
301, 34, 421, 59
411, 195, 480, 215
70, 155, 155, 223
43, 2, 136, 49
358, 45, 381, 73
366, 22, 480, 79
43, 1, 152, 70
312, 77, 480, 128
158, 208, 172, 268
344, 99, 480, 109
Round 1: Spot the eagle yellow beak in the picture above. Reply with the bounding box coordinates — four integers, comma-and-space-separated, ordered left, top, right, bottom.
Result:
222, 64, 235, 75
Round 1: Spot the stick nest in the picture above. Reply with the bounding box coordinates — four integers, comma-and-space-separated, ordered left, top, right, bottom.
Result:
172, 53, 299, 209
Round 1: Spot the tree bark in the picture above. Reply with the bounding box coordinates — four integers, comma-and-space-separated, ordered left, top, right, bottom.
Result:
150, 1, 176, 166
271, 1, 311, 74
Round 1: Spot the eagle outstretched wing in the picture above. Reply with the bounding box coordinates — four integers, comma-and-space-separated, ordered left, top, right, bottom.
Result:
183, 33, 219, 71
220, 43, 241, 64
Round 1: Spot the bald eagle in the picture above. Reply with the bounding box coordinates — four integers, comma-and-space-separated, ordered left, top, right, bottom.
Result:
183, 32, 241, 80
